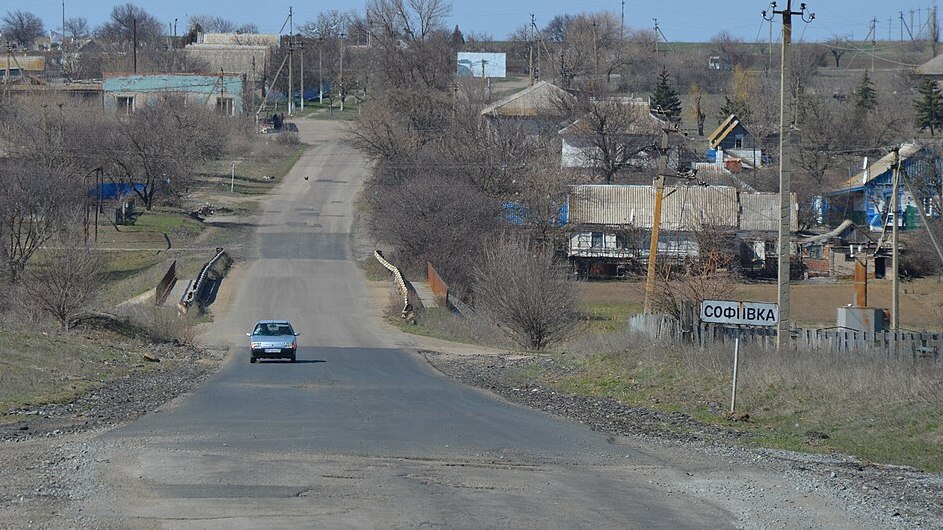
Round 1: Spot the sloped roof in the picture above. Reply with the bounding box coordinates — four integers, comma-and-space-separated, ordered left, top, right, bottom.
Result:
558, 99, 665, 137
916, 54, 943, 76
568, 184, 797, 232
838, 142, 922, 191
707, 114, 747, 149
480, 80, 572, 118
797, 220, 875, 246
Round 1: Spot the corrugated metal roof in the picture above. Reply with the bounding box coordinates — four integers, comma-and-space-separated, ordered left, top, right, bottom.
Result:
568, 184, 797, 232
740, 192, 798, 231
839, 142, 922, 190
568, 184, 738, 230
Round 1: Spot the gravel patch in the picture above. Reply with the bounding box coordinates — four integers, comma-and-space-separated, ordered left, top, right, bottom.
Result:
423, 350, 943, 530
0, 343, 227, 528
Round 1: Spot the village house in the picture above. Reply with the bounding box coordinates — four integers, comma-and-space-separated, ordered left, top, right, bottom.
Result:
707, 114, 765, 170
564, 183, 797, 277
102, 72, 246, 115
479, 80, 573, 135
797, 220, 888, 279
825, 142, 938, 232
558, 98, 668, 171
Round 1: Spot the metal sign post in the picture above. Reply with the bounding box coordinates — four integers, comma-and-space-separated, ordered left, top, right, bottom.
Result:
701, 300, 779, 415
730, 326, 740, 414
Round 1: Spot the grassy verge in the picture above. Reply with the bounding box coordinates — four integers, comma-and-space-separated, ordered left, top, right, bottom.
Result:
530, 338, 943, 472
0, 329, 163, 418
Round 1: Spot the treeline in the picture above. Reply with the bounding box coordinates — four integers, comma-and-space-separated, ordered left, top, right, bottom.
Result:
0, 95, 239, 328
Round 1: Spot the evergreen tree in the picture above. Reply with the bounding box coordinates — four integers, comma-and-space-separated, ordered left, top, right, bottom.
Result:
650, 67, 682, 120
450, 25, 464, 47
717, 95, 752, 125
914, 78, 943, 136
853, 70, 877, 112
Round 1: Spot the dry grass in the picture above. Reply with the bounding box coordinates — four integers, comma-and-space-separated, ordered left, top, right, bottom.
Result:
579, 277, 943, 330
556, 332, 943, 471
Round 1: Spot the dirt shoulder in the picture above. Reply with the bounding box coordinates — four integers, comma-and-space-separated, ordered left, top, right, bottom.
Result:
0, 342, 226, 528
420, 349, 943, 530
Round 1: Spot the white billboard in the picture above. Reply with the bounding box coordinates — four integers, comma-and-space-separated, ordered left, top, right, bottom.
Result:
457, 52, 506, 78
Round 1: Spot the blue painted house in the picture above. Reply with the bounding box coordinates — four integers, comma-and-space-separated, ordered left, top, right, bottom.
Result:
826, 142, 939, 232
103, 73, 246, 115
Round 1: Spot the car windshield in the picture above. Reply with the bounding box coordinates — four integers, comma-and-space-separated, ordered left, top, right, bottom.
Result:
253, 323, 293, 336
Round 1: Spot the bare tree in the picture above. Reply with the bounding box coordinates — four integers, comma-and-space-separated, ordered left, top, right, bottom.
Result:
0, 162, 78, 282
300, 10, 350, 39
104, 96, 227, 209
366, 0, 451, 42
187, 15, 237, 34
559, 94, 661, 183
1, 10, 44, 48
63, 16, 90, 42
96, 3, 163, 46
710, 31, 752, 68
235, 23, 259, 34
473, 237, 580, 350
824, 35, 851, 68
22, 230, 105, 330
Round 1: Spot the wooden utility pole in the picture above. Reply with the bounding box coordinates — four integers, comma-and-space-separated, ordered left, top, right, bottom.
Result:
891, 147, 900, 330
643, 127, 670, 314
764, 1, 813, 350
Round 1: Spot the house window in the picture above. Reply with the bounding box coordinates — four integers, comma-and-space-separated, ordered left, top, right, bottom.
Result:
734, 134, 743, 148
116, 96, 134, 115
591, 232, 603, 249
216, 96, 234, 116
615, 233, 627, 249
808, 245, 823, 260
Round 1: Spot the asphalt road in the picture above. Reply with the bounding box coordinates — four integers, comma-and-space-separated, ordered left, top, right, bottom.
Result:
76, 120, 854, 529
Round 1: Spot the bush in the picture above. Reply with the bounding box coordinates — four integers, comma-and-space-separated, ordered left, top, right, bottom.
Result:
473, 237, 580, 350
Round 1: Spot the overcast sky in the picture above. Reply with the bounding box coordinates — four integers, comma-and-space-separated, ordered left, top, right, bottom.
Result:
16, 0, 932, 43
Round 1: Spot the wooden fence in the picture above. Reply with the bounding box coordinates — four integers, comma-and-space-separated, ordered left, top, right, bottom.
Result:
628, 313, 942, 361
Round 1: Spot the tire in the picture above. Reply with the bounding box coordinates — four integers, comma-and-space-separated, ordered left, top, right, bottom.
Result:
289, 353, 296, 363
250, 356, 257, 364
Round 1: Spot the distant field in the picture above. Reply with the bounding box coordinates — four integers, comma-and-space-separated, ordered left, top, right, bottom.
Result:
579, 277, 943, 331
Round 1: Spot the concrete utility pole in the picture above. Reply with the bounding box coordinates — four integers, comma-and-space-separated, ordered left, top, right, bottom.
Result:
621, 0, 625, 40
891, 147, 900, 330
298, 35, 304, 110
653, 18, 659, 53
528, 14, 535, 86
339, 33, 345, 111
61, 0, 65, 76
132, 17, 138, 73
764, 1, 814, 350
643, 127, 671, 314
288, 7, 293, 116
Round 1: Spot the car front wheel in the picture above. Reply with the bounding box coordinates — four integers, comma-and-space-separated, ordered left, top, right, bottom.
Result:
250, 357, 257, 364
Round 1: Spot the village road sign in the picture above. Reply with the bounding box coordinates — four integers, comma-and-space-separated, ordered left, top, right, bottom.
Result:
700, 300, 779, 327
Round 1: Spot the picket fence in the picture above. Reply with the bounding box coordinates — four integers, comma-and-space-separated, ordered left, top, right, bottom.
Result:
628, 313, 943, 362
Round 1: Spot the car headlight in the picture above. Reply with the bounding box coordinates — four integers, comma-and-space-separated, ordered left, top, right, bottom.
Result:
251, 342, 262, 348
283, 341, 295, 348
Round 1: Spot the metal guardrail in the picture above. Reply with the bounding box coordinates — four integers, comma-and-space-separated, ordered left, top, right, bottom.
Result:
179, 248, 228, 314
374, 250, 413, 320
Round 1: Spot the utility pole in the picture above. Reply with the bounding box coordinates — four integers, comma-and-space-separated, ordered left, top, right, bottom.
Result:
891, 147, 900, 330
299, 35, 304, 110
621, 0, 625, 40
871, 17, 877, 71
132, 17, 138, 73
61, 0, 65, 76
592, 21, 599, 78
643, 127, 671, 314
339, 33, 345, 111
528, 14, 535, 86
287, 7, 293, 116
764, 1, 814, 351
318, 37, 323, 103
653, 18, 659, 53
